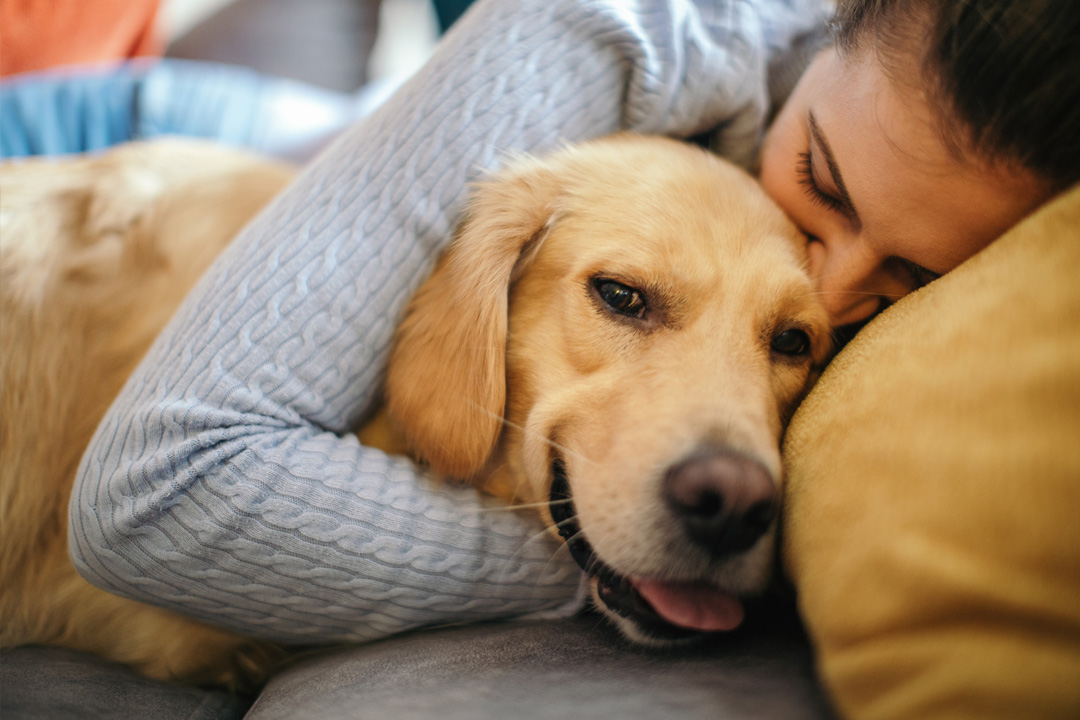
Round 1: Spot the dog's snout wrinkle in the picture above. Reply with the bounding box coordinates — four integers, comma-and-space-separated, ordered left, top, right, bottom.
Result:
664, 447, 777, 558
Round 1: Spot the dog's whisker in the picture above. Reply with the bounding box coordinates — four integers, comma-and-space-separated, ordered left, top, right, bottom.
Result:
478, 457, 535, 515
584, 554, 604, 579
467, 402, 595, 467
522, 542, 583, 609
562, 527, 590, 549
491, 522, 575, 595
807, 290, 907, 299
476, 498, 572, 513
551, 515, 582, 532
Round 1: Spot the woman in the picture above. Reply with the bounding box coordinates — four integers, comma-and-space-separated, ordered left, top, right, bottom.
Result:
69, 0, 1078, 645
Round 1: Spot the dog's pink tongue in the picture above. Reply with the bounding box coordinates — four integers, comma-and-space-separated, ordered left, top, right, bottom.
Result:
635, 580, 744, 632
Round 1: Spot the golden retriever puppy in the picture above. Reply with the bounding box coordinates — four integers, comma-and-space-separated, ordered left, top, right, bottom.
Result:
0, 140, 294, 688
384, 135, 831, 643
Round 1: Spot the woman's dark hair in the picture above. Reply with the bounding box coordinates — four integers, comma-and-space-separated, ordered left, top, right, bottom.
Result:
832, 0, 1080, 190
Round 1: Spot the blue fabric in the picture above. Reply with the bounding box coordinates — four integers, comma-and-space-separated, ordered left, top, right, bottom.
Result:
1, 66, 140, 157
1, 60, 373, 160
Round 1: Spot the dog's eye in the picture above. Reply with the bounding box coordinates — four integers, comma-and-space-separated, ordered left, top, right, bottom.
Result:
771, 328, 810, 356
595, 279, 647, 319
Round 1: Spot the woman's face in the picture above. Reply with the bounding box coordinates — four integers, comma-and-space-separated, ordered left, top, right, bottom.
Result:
759, 46, 1050, 327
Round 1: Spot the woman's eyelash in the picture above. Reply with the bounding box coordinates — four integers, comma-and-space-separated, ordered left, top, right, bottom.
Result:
796, 150, 846, 214
895, 257, 942, 289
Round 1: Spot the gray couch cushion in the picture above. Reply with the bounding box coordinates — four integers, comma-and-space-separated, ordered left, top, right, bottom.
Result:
0, 646, 248, 720
247, 609, 834, 720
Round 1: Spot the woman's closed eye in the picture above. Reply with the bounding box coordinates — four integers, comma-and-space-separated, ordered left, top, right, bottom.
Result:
796, 150, 848, 215
799, 147, 942, 291
800, 112, 860, 224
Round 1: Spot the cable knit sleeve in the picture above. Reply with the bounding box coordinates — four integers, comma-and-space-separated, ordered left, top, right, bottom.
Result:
69, 0, 827, 644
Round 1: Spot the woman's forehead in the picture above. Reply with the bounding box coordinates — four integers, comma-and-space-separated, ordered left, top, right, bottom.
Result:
805, 48, 1051, 272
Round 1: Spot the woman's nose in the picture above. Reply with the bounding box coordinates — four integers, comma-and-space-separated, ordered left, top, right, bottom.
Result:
807, 235, 908, 327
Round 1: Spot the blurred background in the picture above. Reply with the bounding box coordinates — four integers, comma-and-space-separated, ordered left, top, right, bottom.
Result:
161, 0, 444, 91
0, 0, 476, 158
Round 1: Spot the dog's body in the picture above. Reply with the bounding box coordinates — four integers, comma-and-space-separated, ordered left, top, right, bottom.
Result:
1, 135, 828, 686
0, 141, 295, 687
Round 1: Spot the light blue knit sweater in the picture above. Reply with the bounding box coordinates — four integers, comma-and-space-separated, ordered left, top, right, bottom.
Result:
69, 0, 827, 645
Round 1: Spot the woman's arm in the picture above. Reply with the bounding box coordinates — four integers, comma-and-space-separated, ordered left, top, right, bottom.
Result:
69, 0, 827, 644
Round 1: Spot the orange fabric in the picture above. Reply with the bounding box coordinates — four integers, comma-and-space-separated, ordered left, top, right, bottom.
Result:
1, 0, 163, 77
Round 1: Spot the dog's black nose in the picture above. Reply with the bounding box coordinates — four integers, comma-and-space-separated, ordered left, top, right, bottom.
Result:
663, 447, 778, 558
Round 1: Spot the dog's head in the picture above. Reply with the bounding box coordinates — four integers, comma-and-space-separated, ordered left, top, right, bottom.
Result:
387, 134, 831, 643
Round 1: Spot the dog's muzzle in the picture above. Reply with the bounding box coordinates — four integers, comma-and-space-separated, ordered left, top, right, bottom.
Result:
549, 459, 738, 642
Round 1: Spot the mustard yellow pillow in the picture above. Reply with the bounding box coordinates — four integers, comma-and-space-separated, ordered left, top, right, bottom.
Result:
782, 184, 1080, 720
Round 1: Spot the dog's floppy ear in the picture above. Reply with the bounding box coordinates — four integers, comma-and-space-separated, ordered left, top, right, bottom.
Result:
386, 157, 562, 479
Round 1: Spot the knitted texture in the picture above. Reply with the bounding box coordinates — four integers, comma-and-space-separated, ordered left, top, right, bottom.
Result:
69, 0, 828, 644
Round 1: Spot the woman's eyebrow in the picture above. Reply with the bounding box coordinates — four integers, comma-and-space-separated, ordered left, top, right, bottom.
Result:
808, 111, 860, 223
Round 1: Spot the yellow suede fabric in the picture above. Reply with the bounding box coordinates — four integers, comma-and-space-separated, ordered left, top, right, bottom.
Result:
782, 183, 1080, 720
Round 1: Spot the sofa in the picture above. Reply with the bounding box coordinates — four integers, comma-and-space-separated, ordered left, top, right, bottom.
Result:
3, 603, 833, 720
